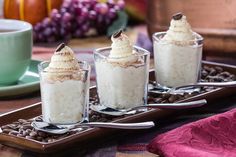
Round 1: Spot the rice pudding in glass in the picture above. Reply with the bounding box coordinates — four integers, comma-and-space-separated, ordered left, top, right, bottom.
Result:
153, 13, 203, 87
94, 31, 150, 109
39, 43, 90, 124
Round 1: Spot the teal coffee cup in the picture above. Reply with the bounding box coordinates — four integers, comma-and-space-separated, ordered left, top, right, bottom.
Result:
0, 19, 32, 85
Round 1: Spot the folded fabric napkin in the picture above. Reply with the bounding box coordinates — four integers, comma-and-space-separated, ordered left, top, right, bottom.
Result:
147, 108, 236, 157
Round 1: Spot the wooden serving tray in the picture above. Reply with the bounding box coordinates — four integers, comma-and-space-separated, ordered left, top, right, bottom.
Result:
0, 61, 236, 153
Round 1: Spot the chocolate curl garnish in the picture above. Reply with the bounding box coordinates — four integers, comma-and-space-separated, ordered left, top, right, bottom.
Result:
172, 12, 183, 20
56, 43, 66, 52
113, 30, 122, 38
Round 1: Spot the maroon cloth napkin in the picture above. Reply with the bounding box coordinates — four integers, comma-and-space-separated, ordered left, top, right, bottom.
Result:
147, 108, 236, 157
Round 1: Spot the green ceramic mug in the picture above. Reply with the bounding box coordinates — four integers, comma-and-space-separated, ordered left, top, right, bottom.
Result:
0, 19, 32, 86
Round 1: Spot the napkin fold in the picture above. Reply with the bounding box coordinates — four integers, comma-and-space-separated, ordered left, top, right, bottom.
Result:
147, 108, 236, 157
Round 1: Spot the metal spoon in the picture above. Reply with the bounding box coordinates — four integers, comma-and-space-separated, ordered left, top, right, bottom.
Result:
175, 81, 236, 89
31, 121, 155, 135
149, 81, 236, 95
90, 99, 207, 116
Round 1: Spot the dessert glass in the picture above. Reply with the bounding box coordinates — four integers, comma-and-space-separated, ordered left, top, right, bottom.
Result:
94, 46, 150, 109
38, 61, 90, 124
153, 32, 203, 88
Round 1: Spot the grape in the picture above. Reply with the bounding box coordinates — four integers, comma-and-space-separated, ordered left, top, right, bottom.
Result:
80, 0, 90, 5
117, 0, 125, 9
60, 27, 67, 36
62, 23, 72, 32
81, 0, 92, 9
34, 23, 42, 32
80, 8, 89, 18
96, 14, 104, 25
60, 7, 67, 15
62, 0, 71, 10
105, 18, 111, 25
107, 0, 115, 8
68, 6, 76, 14
50, 20, 58, 28
88, 10, 96, 20
61, 0, 71, 13
42, 17, 51, 28
50, 9, 58, 18
43, 27, 52, 37
90, 0, 97, 8
33, 0, 125, 43
71, 0, 79, 6
107, 8, 116, 19
95, 3, 109, 15
51, 13, 61, 23
62, 12, 72, 23
81, 22, 90, 32
52, 27, 59, 35
76, 16, 85, 24
74, 3, 83, 15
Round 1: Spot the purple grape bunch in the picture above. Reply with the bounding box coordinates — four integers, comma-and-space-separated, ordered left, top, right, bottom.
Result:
33, 0, 125, 43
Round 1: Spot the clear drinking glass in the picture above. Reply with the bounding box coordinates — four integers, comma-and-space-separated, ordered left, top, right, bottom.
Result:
94, 46, 150, 109
38, 61, 90, 124
153, 32, 203, 88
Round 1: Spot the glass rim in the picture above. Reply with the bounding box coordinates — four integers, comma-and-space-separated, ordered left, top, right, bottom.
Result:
93, 45, 150, 59
38, 60, 90, 73
152, 31, 204, 43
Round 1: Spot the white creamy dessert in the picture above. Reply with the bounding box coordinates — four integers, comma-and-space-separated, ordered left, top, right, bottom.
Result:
153, 13, 203, 87
40, 44, 89, 124
95, 31, 149, 109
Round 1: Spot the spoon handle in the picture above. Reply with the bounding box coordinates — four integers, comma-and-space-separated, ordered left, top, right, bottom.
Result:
175, 81, 236, 89
144, 99, 207, 109
76, 121, 155, 129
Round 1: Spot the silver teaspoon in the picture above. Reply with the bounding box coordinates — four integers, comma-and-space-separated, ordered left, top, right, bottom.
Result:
149, 81, 236, 95
174, 81, 236, 89
90, 99, 207, 116
31, 121, 155, 135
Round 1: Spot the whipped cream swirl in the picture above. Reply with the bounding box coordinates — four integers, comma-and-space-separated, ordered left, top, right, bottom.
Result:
46, 43, 80, 73
163, 13, 195, 44
109, 31, 137, 63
